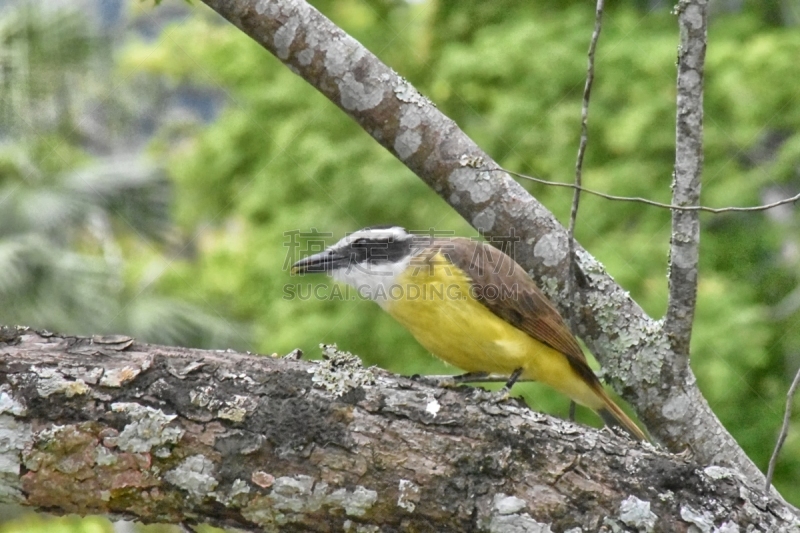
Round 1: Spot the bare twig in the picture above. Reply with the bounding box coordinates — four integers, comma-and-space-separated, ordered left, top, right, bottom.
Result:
499, 168, 800, 214
766, 366, 800, 492
568, 0, 605, 326
664, 0, 707, 356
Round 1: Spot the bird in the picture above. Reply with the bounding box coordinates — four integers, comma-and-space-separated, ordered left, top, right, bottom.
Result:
291, 225, 647, 441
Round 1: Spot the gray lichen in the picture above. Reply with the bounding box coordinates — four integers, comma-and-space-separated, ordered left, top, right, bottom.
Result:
393, 80, 426, 106
394, 106, 423, 160
680, 505, 715, 533
493, 493, 527, 515
273, 13, 299, 60
619, 495, 657, 532
448, 168, 494, 204
396, 479, 420, 512
164, 455, 218, 498
0, 387, 26, 417
321, 38, 381, 111
32, 366, 90, 398
241, 474, 378, 528
489, 514, 553, 533
108, 403, 184, 453
310, 344, 375, 397
270, 475, 316, 512
215, 477, 251, 505
92, 445, 117, 467
472, 208, 497, 232
0, 415, 32, 503
701, 465, 738, 482
532, 232, 566, 268
327, 485, 378, 517
485, 493, 552, 533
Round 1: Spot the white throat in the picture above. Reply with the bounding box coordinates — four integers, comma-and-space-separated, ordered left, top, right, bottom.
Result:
331, 257, 411, 308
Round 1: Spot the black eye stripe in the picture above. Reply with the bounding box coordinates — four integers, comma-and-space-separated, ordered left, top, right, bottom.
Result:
345, 236, 410, 263
353, 238, 392, 245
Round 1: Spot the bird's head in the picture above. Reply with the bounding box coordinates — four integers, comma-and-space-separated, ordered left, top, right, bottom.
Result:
291, 225, 417, 281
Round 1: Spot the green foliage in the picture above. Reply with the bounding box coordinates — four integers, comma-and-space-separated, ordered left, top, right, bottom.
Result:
0, 514, 111, 533
0, 514, 187, 533
0, 3, 243, 349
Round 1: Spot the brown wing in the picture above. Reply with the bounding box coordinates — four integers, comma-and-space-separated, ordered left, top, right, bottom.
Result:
437, 237, 601, 387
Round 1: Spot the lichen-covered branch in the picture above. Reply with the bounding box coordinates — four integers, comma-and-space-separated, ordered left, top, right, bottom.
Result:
0, 328, 797, 531
198, 0, 775, 495
665, 0, 706, 356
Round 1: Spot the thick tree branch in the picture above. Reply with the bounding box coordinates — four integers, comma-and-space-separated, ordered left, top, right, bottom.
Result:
197, 0, 782, 496
665, 0, 706, 357
0, 328, 797, 531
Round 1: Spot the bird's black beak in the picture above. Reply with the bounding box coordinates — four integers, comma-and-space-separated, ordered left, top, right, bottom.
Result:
291, 249, 350, 274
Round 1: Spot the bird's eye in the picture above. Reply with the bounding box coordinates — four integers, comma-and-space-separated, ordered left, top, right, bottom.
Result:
353, 238, 367, 244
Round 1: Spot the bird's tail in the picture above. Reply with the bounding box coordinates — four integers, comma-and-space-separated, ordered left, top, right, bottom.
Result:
594, 388, 649, 442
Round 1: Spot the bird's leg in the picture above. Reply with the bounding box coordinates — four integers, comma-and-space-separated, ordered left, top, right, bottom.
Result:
428, 372, 535, 383
451, 371, 492, 384
569, 401, 577, 421
421, 372, 490, 388
501, 368, 523, 393
415, 371, 534, 390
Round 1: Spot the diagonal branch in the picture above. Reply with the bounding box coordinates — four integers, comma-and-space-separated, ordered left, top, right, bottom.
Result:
664, 0, 707, 357
196, 0, 785, 497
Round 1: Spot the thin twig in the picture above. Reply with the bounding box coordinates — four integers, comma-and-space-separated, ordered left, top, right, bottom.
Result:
568, 0, 605, 326
765, 366, 800, 492
497, 168, 800, 214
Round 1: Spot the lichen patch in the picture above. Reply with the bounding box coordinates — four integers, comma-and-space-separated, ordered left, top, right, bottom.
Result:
164, 455, 218, 499
100, 366, 142, 387
109, 403, 183, 453
310, 344, 375, 397
32, 366, 91, 398
241, 475, 377, 527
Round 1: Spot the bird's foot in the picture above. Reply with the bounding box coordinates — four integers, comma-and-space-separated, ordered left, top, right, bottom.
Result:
489, 368, 524, 403
491, 388, 514, 403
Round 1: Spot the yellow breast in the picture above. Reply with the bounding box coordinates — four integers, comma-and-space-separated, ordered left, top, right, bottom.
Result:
384, 252, 590, 404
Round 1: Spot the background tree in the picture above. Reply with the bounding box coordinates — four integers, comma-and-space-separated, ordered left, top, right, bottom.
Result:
0, 3, 242, 352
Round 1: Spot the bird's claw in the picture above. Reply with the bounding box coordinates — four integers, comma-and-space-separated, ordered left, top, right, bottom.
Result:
492, 387, 514, 403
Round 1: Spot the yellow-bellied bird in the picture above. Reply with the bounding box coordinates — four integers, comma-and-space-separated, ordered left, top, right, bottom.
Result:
292, 226, 647, 441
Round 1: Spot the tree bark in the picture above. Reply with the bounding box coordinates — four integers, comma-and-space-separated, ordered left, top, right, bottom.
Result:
0, 327, 797, 531
195, 0, 777, 494
665, 0, 705, 355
